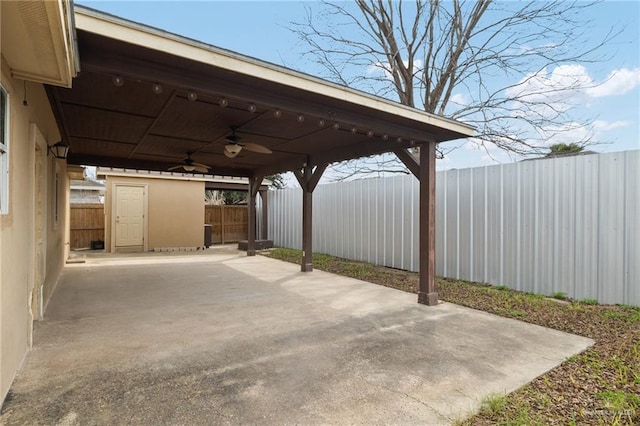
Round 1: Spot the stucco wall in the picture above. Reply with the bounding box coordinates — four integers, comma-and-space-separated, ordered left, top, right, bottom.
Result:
0, 62, 67, 402
104, 176, 204, 251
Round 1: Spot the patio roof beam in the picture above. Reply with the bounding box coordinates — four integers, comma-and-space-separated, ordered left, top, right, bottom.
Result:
78, 50, 454, 144
67, 154, 250, 177
393, 148, 420, 179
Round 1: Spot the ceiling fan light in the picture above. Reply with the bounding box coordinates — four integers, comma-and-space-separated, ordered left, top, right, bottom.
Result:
183, 165, 195, 172
225, 143, 242, 155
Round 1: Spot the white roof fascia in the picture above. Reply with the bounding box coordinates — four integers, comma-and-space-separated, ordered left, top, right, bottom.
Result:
8, 0, 78, 87
74, 7, 474, 138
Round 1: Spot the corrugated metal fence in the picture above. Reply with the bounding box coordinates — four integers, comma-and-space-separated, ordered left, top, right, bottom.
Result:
268, 151, 639, 306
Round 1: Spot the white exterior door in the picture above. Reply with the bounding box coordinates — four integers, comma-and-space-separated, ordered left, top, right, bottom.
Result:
115, 185, 145, 247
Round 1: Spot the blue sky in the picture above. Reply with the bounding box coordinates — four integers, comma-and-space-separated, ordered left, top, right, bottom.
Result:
79, 1, 639, 173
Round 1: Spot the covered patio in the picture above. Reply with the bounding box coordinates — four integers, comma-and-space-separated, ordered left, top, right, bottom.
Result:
0, 249, 592, 425
48, 6, 475, 305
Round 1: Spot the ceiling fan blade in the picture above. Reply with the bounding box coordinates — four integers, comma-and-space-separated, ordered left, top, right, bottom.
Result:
168, 165, 183, 171
193, 165, 209, 173
192, 161, 211, 169
242, 142, 272, 154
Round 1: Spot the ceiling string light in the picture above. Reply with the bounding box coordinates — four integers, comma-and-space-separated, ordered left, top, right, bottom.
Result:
105, 73, 419, 146
112, 75, 124, 87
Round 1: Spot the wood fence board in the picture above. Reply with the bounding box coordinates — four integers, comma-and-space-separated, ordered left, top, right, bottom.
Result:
70, 204, 105, 249
205, 205, 248, 243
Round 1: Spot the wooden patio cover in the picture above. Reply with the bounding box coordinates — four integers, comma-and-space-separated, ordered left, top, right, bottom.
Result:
47, 6, 474, 305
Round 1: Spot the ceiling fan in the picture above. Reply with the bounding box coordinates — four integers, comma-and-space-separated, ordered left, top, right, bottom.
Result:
224, 127, 272, 158
168, 152, 211, 173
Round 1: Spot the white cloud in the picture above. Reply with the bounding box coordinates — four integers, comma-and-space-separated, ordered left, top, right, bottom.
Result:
535, 122, 591, 146
592, 119, 631, 131
449, 93, 467, 106
505, 65, 640, 120
586, 68, 640, 98
366, 59, 423, 81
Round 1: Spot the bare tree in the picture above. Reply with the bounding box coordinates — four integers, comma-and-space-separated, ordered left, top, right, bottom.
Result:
291, 0, 619, 179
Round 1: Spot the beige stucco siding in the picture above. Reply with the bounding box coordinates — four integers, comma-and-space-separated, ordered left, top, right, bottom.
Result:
104, 176, 204, 251
0, 60, 68, 402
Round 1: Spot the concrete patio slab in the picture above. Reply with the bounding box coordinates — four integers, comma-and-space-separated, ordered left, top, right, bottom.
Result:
1, 248, 593, 425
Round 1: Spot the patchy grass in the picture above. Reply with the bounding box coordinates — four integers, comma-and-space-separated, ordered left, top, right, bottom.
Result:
262, 247, 640, 425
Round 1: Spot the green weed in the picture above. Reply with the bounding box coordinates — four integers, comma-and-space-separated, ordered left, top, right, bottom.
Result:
551, 291, 568, 300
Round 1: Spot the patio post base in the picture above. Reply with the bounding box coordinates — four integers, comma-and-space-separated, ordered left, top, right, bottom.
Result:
301, 263, 313, 272
418, 292, 439, 306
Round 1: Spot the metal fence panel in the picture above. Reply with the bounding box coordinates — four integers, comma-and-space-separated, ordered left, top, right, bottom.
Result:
268, 151, 639, 306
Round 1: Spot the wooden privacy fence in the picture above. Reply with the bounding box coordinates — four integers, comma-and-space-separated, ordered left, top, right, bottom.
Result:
70, 204, 249, 249
205, 205, 248, 243
70, 204, 105, 249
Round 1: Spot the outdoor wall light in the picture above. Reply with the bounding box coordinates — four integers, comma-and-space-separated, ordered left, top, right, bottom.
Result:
49, 141, 70, 159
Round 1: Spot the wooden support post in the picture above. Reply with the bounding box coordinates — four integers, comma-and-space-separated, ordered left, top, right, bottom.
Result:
294, 162, 327, 273
220, 204, 225, 244
246, 175, 263, 256
418, 143, 438, 305
301, 180, 313, 271
259, 189, 268, 240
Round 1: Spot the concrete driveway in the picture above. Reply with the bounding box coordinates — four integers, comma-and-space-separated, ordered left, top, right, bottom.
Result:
1, 247, 592, 425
